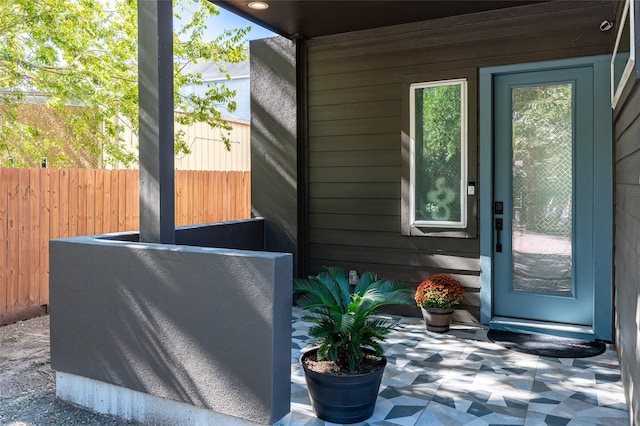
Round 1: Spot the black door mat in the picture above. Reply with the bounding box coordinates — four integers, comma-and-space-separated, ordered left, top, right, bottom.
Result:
487, 329, 606, 358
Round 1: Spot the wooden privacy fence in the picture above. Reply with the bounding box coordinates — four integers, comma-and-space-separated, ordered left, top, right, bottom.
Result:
0, 168, 251, 324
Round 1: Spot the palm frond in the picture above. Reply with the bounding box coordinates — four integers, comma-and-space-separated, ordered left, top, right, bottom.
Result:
353, 271, 376, 295
296, 266, 414, 373
323, 267, 351, 309
293, 277, 336, 309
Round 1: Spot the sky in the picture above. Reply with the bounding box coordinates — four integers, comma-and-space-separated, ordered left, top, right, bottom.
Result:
106, 0, 276, 41
206, 7, 276, 41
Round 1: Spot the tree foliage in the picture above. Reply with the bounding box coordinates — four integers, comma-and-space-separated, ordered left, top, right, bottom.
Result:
420, 84, 461, 165
512, 84, 572, 154
0, 0, 249, 168
415, 83, 462, 222
512, 83, 573, 235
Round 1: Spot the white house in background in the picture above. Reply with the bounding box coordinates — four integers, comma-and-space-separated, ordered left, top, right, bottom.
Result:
119, 56, 251, 171
181, 57, 250, 122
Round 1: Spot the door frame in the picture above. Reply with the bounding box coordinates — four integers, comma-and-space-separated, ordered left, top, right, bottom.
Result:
479, 55, 613, 341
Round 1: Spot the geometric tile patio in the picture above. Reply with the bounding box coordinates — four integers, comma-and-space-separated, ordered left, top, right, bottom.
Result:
283, 308, 628, 426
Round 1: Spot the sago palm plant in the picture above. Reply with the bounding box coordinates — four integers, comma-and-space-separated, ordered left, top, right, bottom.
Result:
294, 266, 413, 373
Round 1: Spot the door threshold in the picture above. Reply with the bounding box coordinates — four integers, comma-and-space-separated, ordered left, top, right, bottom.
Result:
490, 317, 595, 341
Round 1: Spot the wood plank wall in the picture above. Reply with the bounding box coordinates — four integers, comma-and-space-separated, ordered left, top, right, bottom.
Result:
614, 83, 640, 426
0, 169, 251, 325
305, 1, 613, 320
612, 0, 640, 419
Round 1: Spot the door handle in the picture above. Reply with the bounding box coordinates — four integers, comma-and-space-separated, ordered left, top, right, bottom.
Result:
494, 201, 504, 253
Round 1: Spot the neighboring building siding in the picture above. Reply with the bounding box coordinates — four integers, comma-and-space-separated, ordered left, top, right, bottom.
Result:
181, 57, 251, 122
613, 50, 640, 426
305, 1, 612, 320
120, 116, 250, 171
223, 78, 250, 122
172, 117, 250, 171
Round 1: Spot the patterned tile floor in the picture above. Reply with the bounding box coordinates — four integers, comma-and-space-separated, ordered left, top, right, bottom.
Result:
282, 308, 628, 426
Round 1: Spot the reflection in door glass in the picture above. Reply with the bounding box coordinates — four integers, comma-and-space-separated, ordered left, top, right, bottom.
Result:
511, 83, 573, 295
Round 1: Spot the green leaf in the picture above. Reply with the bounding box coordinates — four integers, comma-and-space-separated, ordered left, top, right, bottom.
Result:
295, 266, 413, 372
0, 0, 248, 167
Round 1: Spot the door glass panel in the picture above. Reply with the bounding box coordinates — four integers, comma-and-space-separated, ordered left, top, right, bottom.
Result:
511, 83, 573, 296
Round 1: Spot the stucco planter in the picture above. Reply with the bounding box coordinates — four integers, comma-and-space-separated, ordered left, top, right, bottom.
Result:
50, 221, 293, 425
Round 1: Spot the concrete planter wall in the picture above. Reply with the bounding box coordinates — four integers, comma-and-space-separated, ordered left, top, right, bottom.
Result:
50, 219, 292, 425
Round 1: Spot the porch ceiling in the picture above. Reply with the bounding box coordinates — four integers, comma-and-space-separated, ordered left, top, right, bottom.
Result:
212, 0, 549, 39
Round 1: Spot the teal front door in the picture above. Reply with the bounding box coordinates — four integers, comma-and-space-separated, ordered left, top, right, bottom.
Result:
493, 66, 594, 326
478, 53, 621, 341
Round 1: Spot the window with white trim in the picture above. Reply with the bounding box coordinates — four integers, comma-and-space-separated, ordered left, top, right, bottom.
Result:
410, 79, 468, 228
611, 0, 635, 108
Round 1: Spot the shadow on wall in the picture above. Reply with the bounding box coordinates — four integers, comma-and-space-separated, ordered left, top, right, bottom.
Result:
250, 36, 299, 274
49, 219, 293, 425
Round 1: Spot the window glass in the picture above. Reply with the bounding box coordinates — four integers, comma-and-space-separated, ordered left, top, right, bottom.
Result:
612, 0, 635, 107
410, 79, 467, 228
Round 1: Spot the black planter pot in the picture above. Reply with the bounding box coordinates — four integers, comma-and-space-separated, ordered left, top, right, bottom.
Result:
300, 348, 386, 424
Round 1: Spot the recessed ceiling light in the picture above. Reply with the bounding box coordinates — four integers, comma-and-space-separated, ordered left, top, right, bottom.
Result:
248, 1, 269, 10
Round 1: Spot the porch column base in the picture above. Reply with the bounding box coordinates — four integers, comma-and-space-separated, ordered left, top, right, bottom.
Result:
55, 372, 282, 426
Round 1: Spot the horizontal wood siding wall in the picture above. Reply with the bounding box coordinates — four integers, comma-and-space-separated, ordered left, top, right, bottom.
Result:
305, 1, 612, 320
613, 43, 640, 426
0, 169, 251, 325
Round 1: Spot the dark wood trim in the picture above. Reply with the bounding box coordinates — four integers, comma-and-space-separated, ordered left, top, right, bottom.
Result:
296, 37, 310, 278
306, 1, 607, 48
